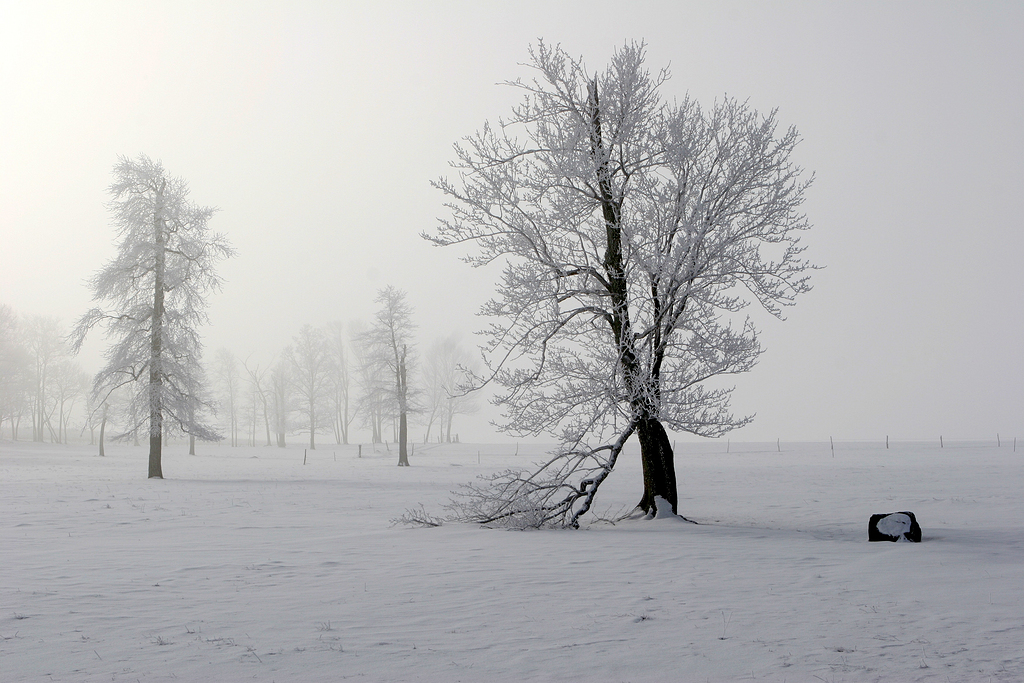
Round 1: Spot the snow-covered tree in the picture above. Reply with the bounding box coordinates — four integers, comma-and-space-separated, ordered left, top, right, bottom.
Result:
426, 42, 814, 526
359, 287, 416, 465
72, 154, 233, 478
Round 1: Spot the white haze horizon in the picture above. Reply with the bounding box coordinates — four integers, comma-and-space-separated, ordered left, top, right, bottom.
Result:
1, 1, 1021, 444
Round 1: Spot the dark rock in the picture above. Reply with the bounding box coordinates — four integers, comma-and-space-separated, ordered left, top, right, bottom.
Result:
868, 511, 921, 542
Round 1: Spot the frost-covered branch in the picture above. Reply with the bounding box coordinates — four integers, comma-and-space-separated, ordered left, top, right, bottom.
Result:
422, 423, 637, 529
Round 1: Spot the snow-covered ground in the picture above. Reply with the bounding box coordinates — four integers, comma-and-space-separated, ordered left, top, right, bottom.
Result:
2, 439, 1021, 682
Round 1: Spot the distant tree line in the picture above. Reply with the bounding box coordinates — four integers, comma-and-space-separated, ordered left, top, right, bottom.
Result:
208, 285, 479, 463
0, 305, 92, 444
1, 156, 483, 479
1, 290, 480, 461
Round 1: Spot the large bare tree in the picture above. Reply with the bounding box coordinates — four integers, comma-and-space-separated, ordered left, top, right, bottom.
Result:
72, 154, 233, 478
426, 42, 814, 526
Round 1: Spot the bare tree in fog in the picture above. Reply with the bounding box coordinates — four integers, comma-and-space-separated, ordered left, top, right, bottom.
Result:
23, 316, 67, 442
50, 359, 89, 444
422, 335, 479, 443
82, 385, 103, 447
352, 328, 390, 445
72, 154, 233, 478
427, 42, 814, 526
286, 325, 331, 450
82, 386, 124, 455
242, 358, 272, 447
360, 287, 416, 466
269, 358, 292, 447
0, 304, 31, 440
421, 346, 444, 444
213, 348, 241, 446
325, 322, 354, 445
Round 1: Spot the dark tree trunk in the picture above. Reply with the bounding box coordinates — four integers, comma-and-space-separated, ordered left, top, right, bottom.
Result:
397, 345, 409, 466
397, 411, 409, 466
34, 372, 45, 442
585, 81, 687, 521
98, 406, 107, 457
342, 394, 349, 445
636, 417, 677, 516
189, 434, 196, 455
149, 433, 162, 478
588, 80, 679, 519
148, 181, 166, 480
264, 409, 272, 447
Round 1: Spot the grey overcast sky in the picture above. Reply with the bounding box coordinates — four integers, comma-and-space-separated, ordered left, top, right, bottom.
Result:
1, 1, 1021, 443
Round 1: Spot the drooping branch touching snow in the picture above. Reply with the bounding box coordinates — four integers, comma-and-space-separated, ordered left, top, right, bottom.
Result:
433, 423, 637, 529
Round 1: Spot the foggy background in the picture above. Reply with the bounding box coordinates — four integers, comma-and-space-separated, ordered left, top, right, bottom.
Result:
2, 1, 1021, 443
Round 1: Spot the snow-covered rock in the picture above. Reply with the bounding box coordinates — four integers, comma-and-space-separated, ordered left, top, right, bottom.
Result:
869, 510, 922, 542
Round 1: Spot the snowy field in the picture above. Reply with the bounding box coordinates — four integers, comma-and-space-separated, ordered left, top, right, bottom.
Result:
2, 439, 1022, 682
